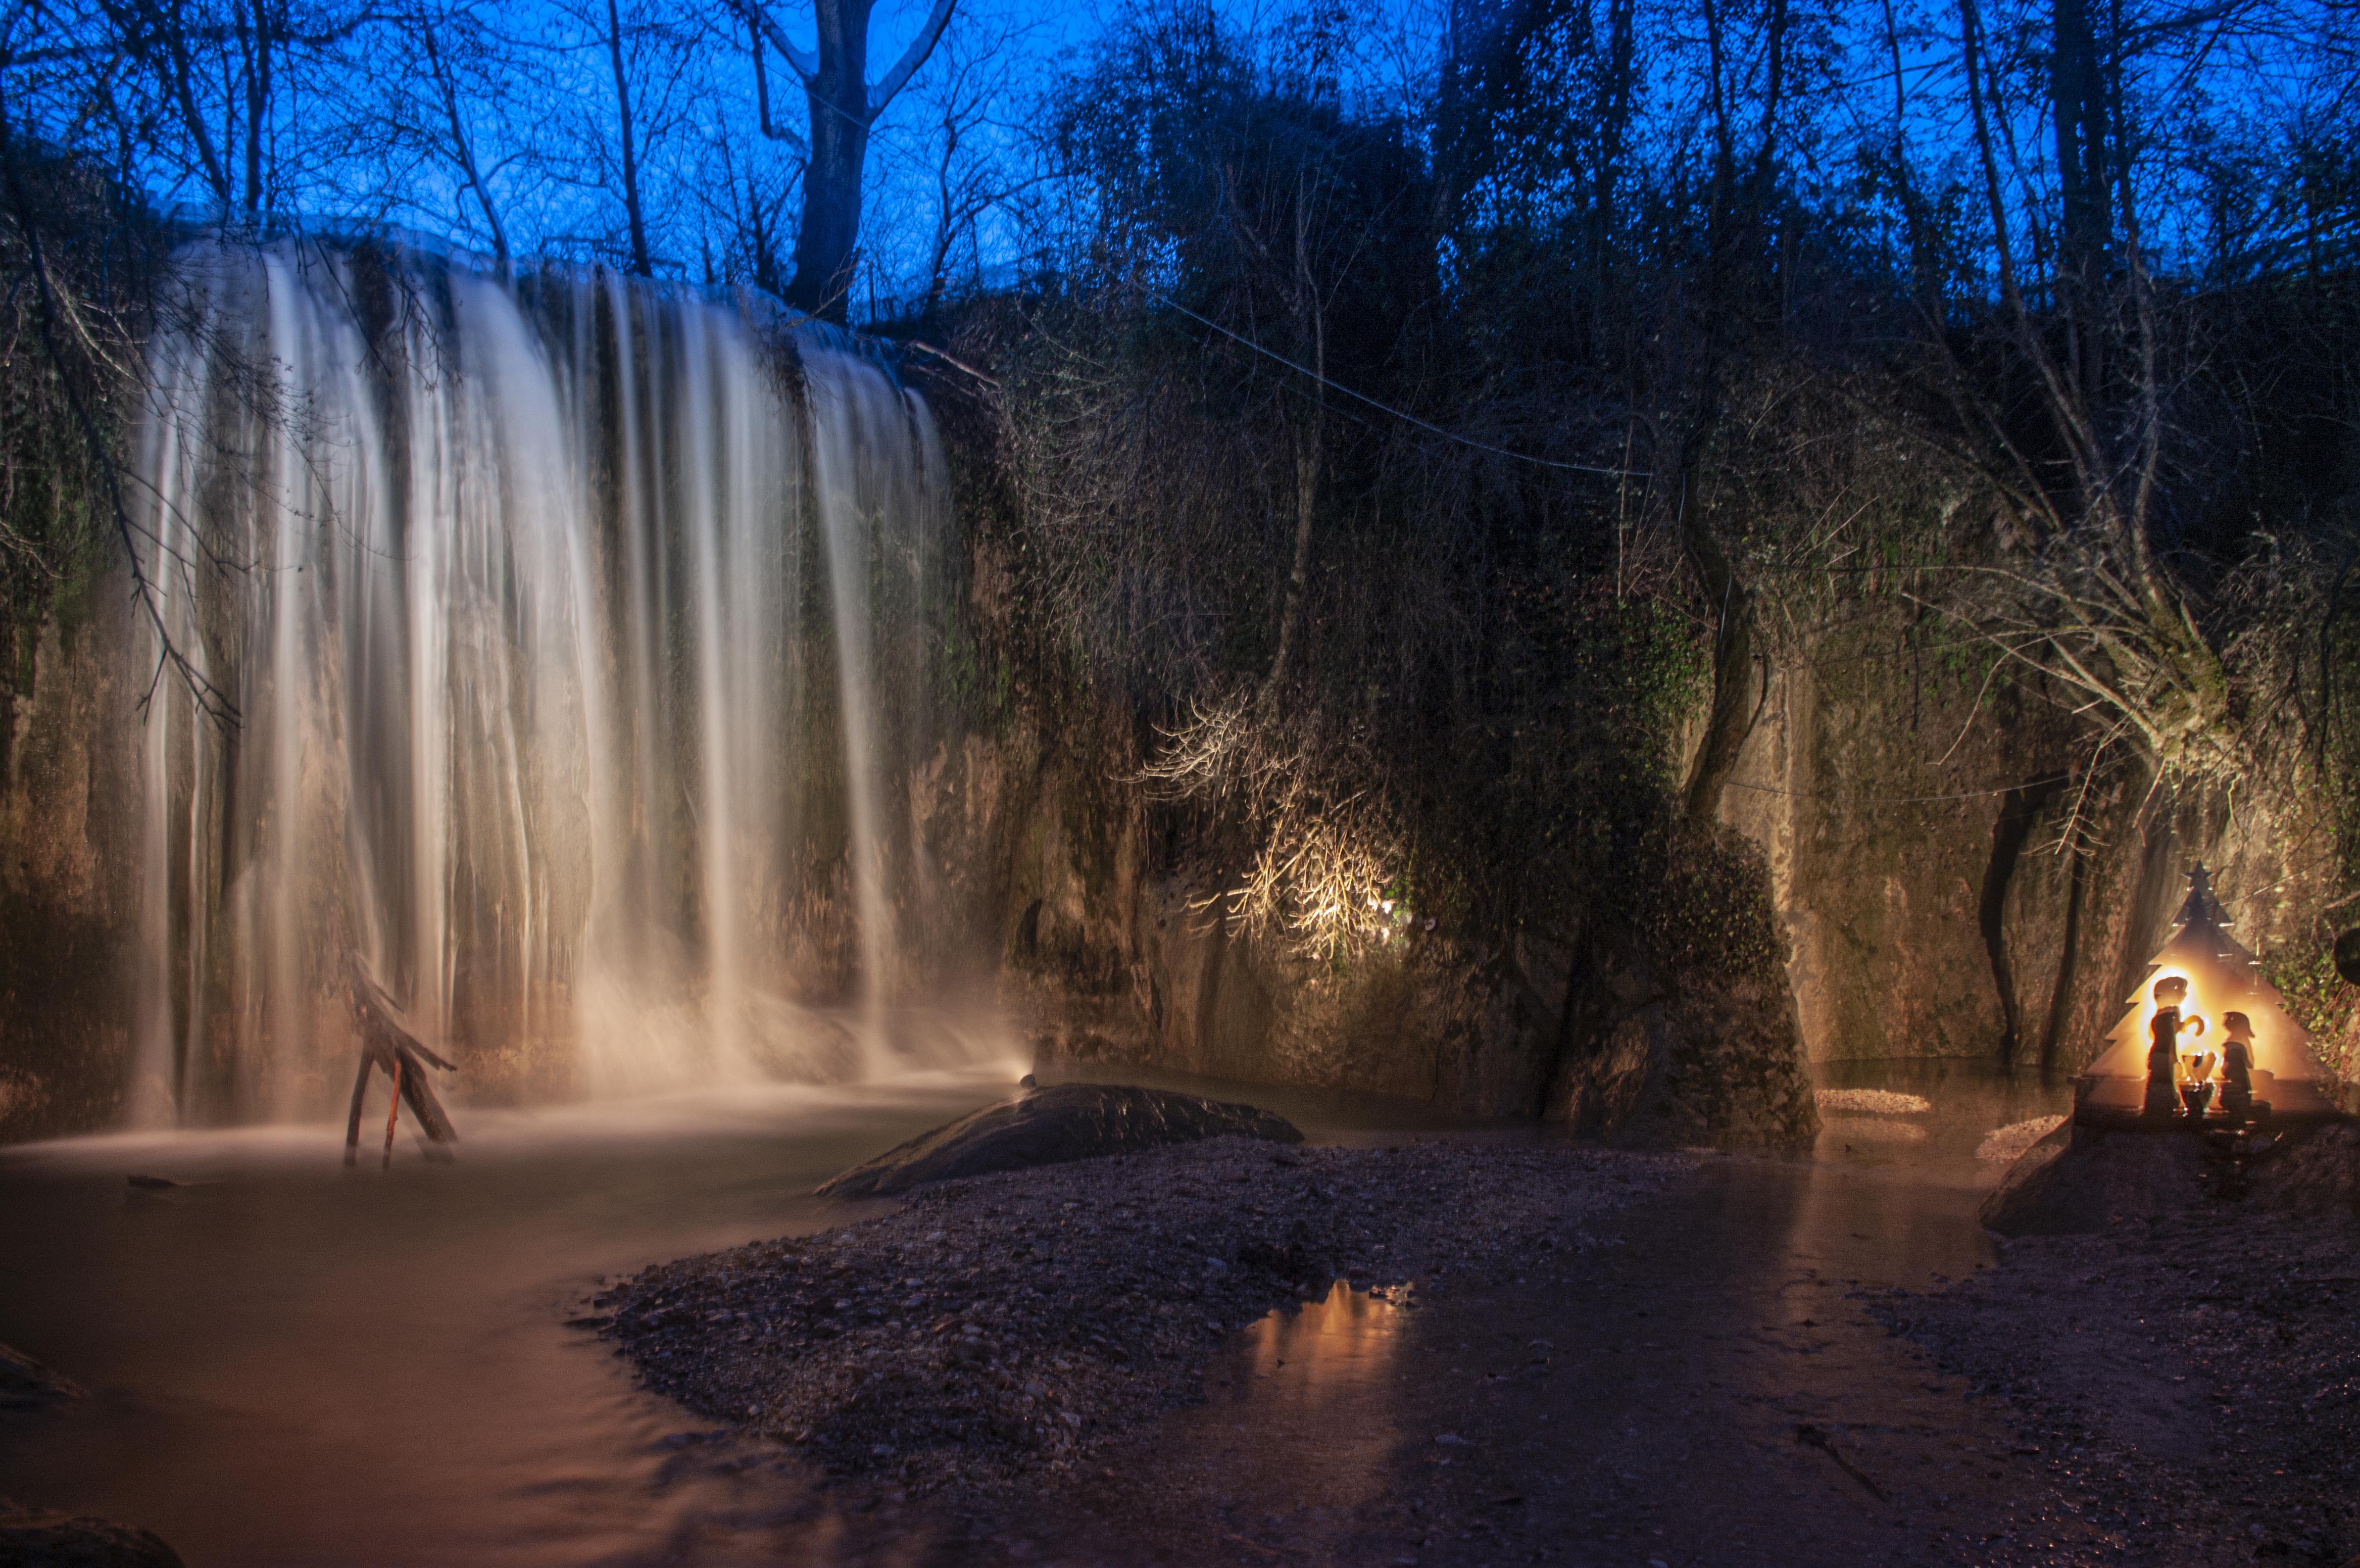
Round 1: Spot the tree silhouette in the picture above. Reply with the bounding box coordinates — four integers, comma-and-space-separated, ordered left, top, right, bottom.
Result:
737, 0, 955, 319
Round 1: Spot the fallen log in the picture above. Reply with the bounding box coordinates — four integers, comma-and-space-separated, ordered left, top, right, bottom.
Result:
343, 959, 460, 1167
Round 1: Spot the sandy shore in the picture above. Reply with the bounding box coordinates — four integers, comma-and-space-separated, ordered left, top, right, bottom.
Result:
595, 1135, 1689, 1495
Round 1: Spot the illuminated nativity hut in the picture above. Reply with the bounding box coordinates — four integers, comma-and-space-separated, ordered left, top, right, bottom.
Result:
2076, 866, 2340, 1124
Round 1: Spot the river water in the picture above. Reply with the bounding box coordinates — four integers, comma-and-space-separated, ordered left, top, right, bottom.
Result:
0, 1061, 2070, 1566
0, 1066, 1025, 1565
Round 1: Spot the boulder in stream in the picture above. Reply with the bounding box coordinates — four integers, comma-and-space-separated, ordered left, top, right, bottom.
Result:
0, 1502, 183, 1567
816, 1083, 1302, 1198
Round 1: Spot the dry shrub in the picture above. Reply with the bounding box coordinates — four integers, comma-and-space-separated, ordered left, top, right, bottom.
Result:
997, 293, 1290, 700
1138, 686, 1408, 959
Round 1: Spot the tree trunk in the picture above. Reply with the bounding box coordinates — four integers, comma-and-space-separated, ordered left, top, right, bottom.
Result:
239, 0, 271, 222
423, 24, 509, 266
1676, 420, 1757, 825
920, 103, 965, 320
154, 10, 231, 209
1682, 569, 1756, 823
1263, 409, 1321, 697
2051, 0, 2112, 397
786, 0, 875, 319
1590, 0, 1637, 350
1262, 179, 1325, 698
1701, 0, 1736, 215
607, 0, 652, 276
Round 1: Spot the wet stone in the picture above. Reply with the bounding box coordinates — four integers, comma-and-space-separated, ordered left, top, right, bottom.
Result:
813, 1084, 1303, 1199
0, 1343, 81, 1411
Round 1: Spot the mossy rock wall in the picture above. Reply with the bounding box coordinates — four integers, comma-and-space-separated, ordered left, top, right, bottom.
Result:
0, 568, 142, 1142
1716, 610, 2338, 1074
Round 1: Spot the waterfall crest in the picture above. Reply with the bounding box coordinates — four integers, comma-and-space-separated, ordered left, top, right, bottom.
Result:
130, 242, 961, 1123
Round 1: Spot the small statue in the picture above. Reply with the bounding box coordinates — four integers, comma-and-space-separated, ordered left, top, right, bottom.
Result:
2144, 977, 2202, 1120
2219, 1010, 2256, 1124
2179, 1036, 2219, 1119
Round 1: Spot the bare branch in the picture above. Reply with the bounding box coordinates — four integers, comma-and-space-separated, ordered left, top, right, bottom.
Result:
867, 0, 955, 119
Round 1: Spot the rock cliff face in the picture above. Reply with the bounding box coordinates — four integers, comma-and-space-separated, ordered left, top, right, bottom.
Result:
967, 594, 2335, 1145
1718, 612, 2336, 1077
0, 580, 141, 1145
939, 672, 1816, 1146
0, 527, 2338, 1147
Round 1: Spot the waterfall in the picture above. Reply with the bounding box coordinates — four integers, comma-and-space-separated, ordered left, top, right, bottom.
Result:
127, 241, 958, 1124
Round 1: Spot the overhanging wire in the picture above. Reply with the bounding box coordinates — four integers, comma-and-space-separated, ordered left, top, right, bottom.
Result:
1137, 285, 1648, 479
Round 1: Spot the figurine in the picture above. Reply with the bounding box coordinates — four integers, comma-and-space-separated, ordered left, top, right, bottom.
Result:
2219, 1010, 2256, 1124
2144, 977, 2202, 1119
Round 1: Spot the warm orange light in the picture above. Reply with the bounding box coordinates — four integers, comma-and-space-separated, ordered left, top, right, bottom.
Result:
2080, 869, 2337, 1116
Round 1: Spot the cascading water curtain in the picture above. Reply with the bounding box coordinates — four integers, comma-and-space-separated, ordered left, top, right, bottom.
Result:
129, 242, 952, 1124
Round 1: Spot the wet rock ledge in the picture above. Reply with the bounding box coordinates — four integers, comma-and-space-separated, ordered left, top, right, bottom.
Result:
598, 1136, 1687, 1494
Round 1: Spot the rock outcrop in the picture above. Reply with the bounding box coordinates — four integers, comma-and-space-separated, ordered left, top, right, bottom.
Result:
0, 591, 144, 1144
0, 1502, 183, 1567
814, 1083, 1302, 1198
1719, 614, 2338, 1075
0, 1343, 81, 1411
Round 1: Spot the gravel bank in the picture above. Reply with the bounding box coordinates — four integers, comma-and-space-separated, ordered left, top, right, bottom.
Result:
1874, 1207, 2360, 1564
1816, 1088, 1934, 1116
596, 1136, 1687, 1494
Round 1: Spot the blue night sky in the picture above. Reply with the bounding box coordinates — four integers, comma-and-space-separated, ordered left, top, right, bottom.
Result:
8, 0, 2353, 315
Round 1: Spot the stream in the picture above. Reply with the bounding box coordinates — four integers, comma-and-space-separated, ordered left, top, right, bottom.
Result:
0, 1061, 2071, 1565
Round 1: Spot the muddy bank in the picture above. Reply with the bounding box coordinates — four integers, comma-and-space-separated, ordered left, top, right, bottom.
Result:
1877, 1208, 2360, 1564
598, 1136, 1688, 1493
1983, 1120, 2360, 1236
898, 1150, 2131, 1567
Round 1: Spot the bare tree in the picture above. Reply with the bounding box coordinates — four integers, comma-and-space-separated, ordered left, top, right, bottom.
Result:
1672, 0, 1802, 824
690, 104, 800, 293
372, 2, 556, 265
69, 0, 379, 225
902, 8, 1036, 321
549, 0, 696, 275
606, 0, 653, 272
734, 0, 955, 318
1923, 0, 2234, 796
421, 21, 508, 262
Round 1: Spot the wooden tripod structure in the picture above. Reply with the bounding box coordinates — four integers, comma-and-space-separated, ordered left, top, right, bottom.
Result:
343, 961, 460, 1168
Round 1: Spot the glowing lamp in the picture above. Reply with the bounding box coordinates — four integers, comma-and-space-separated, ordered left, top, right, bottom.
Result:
2074, 865, 2340, 1122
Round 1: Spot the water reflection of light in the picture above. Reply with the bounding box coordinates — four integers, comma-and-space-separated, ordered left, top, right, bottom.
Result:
1202, 1282, 1408, 1518
1241, 1281, 1403, 1395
